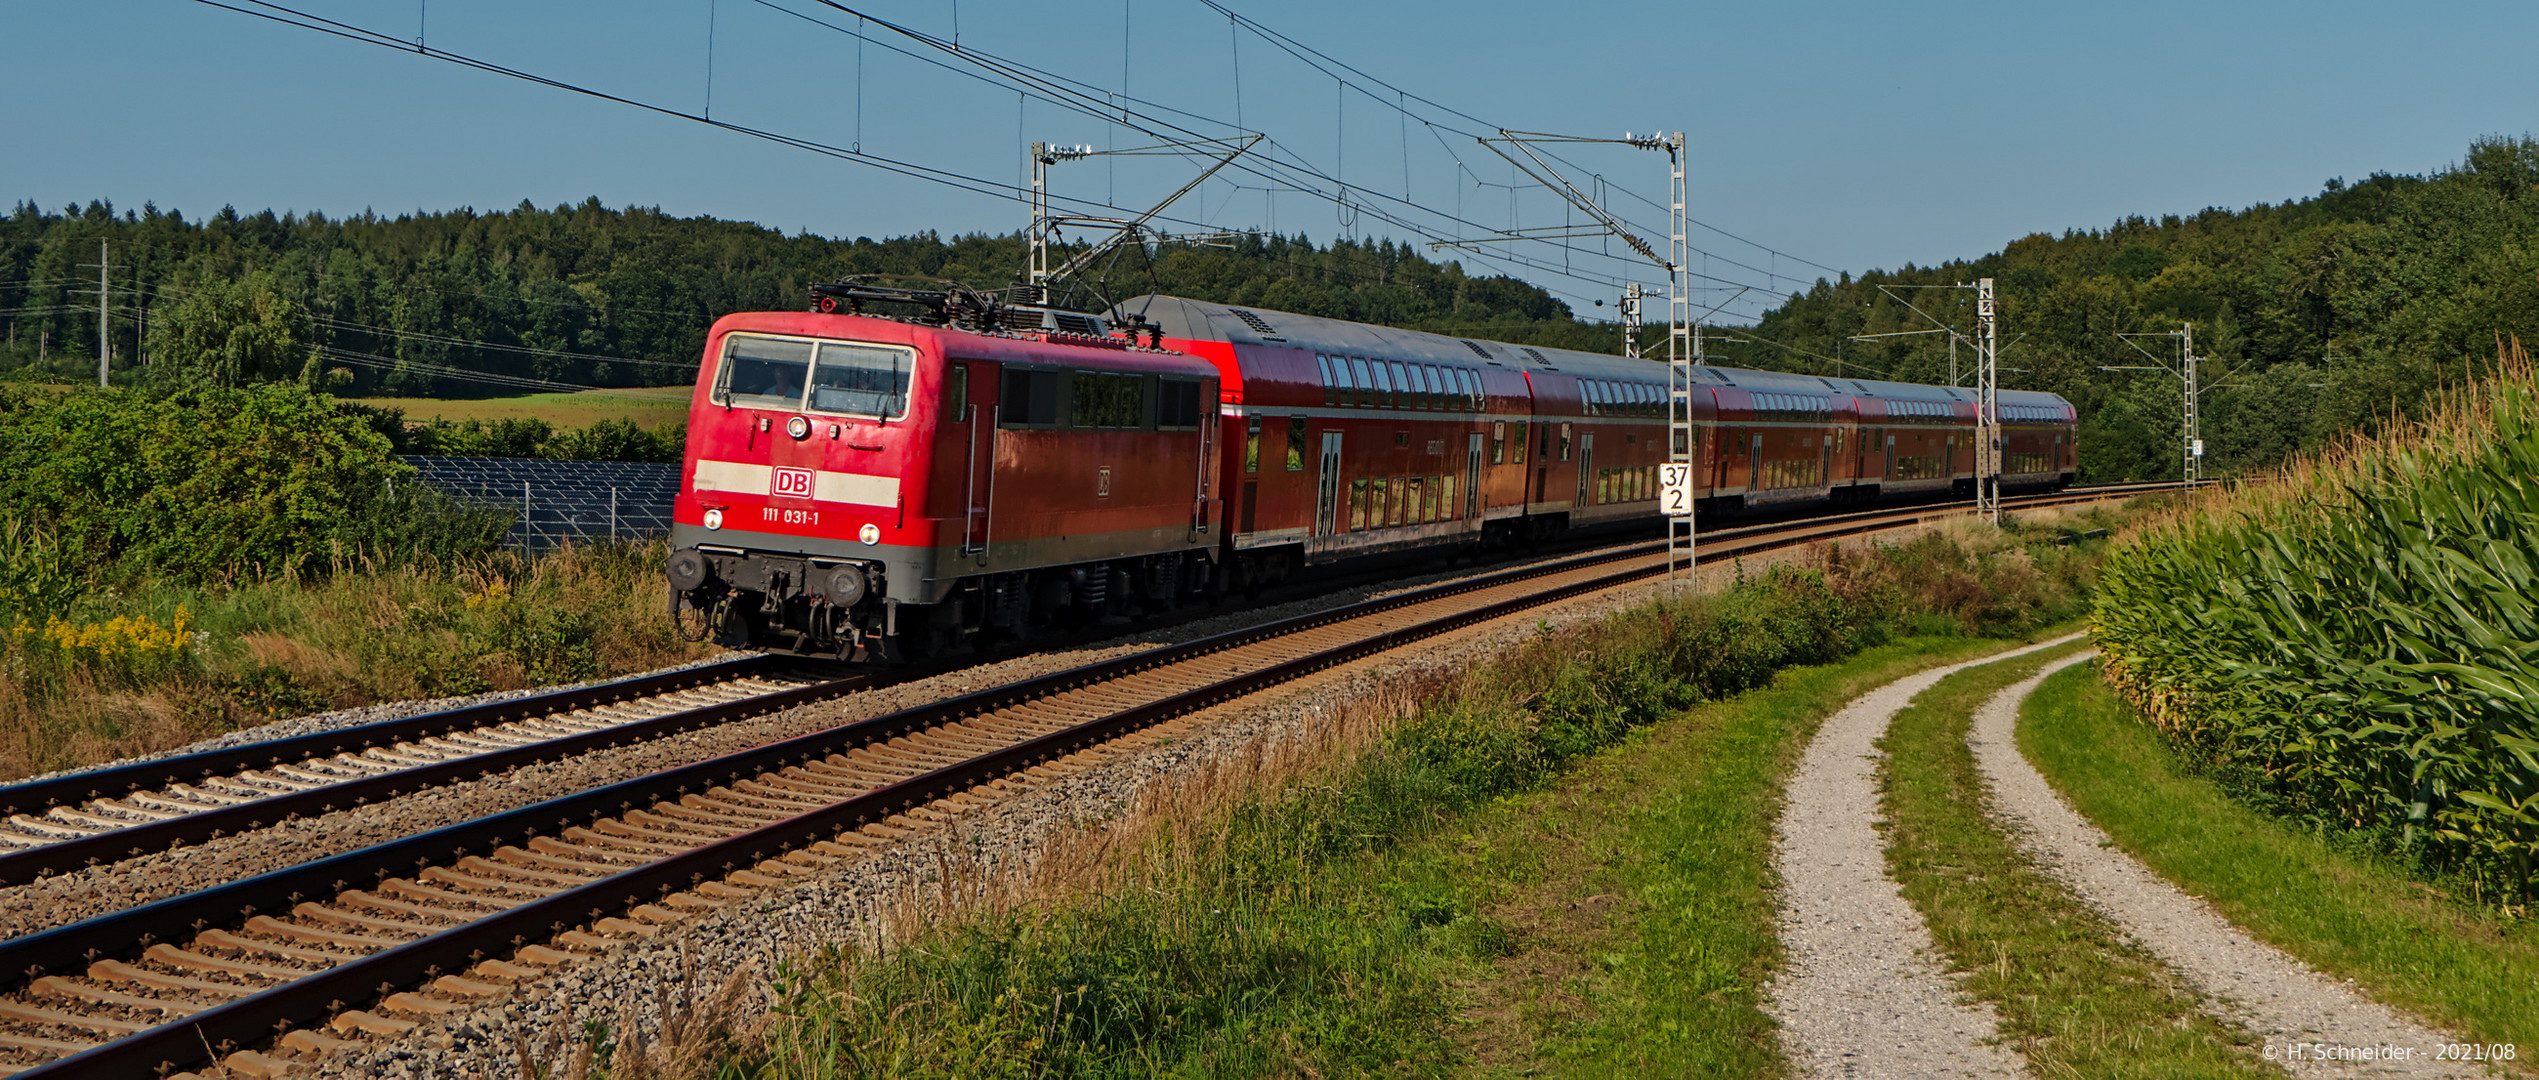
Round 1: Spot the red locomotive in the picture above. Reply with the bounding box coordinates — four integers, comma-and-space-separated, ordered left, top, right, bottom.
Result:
665, 283, 2075, 660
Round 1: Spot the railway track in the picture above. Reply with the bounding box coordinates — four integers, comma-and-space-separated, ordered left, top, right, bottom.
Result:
0, 484, 2155, 1078
0, 658, 874, 889
0, 481, 2161, 891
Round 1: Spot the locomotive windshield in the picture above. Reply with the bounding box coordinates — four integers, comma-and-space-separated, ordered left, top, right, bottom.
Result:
806, 342, 911, 419
713, 333, 912, 419
718, 335, 813, 408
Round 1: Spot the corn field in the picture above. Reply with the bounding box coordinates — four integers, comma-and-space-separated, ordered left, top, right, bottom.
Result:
2093, 345, 2539, 907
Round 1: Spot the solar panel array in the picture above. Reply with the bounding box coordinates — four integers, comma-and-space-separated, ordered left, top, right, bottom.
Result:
399, 456, 682, 550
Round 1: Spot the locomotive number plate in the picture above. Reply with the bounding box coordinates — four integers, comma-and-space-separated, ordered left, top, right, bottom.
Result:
762, 507, 822, 526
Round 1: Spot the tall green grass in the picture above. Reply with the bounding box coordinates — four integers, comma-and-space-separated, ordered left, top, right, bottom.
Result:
2093, 345, 2539, 910
0, 540, 712, 778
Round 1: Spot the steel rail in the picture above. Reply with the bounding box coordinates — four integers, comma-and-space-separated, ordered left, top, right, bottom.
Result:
0, 657, 867, 888
8, 483, 2154, 1077
0, 656, 781, 819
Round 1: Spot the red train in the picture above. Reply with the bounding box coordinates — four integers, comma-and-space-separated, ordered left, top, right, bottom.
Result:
665, 285, 2075, 660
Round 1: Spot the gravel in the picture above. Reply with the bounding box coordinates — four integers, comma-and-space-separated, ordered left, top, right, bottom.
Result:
1766, 633, 2082, 1080
1969, 653, 2481, 1078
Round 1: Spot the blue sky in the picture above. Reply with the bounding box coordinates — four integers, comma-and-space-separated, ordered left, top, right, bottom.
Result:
8, 1, 2533, 322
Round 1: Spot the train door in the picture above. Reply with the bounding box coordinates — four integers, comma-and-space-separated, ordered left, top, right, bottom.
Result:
954, 362, 996, 562
1316, 430, 1344, 536
1196, 390, 1219, 536
1576, 432, 1595, 507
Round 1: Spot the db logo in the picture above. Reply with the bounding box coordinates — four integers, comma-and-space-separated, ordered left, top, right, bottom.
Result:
770, 467, 815, 499
858, 524, 881, 545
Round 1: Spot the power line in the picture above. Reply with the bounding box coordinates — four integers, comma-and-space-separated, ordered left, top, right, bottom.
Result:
196, 0, 1798, 327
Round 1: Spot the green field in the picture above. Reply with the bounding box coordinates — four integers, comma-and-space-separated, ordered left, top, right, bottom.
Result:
345, 388, 692, 429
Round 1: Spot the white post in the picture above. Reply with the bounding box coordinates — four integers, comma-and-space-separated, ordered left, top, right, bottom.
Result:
1975, 277, 2000, 524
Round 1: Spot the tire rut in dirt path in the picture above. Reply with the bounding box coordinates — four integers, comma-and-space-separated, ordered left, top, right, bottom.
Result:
1971, 653, 2483, 1079
1767, 634, 2082, 1079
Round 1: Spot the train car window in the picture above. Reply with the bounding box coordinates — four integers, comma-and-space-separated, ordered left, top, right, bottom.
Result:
1387, 361, 1411, 408
1442, 473, 1459, 518
1421, 364, 1445, 410
1511, 421, 1529, 465
998, 367, 1066, 429
1462, 368, 1483, 410
1349, 357, 1375, 407
717, 334, 816, 410
1491, 420, 1506, 465
1316, 354, 1337, 407
1287, 417, 1308, 470
1349, 478, 1369, 531
1156, 378, 1204, 430
1068, 371, 1149, 429
1245, 417, 1262, 472
945, 363, 968, 420
1559, 422, 1573, 461
805, 341, 913, 419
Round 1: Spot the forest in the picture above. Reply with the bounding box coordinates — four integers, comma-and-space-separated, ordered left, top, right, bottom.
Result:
0, 198, 1608, 398
1747, 135, 2539, 481
6, 133, 2536, 481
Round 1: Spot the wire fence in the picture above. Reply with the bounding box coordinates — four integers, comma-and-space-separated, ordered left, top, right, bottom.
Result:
398, 456, 681, 550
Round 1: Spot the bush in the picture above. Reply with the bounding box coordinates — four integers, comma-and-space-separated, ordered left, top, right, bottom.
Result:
0, 383, 507, 602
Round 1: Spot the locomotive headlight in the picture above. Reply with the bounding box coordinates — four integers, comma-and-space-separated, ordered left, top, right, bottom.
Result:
703, 508, 725, 530
786, 415, 811, 440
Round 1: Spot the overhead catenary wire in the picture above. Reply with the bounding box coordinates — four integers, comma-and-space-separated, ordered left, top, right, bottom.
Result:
192, 0, 1805, 325
748, 0, 1799, 306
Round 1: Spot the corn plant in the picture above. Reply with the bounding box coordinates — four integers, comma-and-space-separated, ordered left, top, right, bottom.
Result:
2094, 348, 2539, 906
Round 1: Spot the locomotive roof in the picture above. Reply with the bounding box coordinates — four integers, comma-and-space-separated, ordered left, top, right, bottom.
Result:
1111, 295, 2069, 410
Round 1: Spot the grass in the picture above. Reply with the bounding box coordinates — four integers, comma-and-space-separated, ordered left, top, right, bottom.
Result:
0, 540, 714, 778
1449, 631, 2063, 1077
346, 388, 691, 429
1878, 641, 2274, 1079
2023, 662, 2539, 1053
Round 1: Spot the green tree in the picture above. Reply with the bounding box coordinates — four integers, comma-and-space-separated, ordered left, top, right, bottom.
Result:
144, 272, 312, 388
